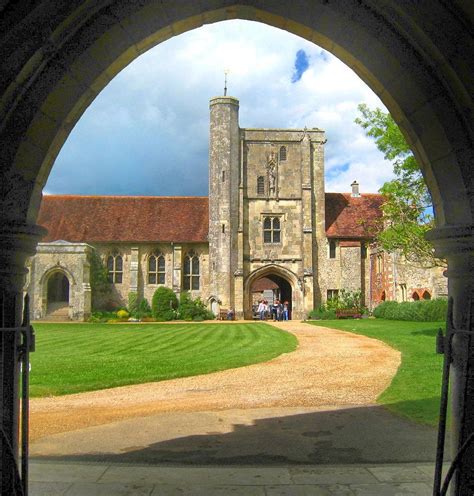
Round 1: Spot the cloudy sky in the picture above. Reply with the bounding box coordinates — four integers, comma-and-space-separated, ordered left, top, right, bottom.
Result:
45, 20, 394, 196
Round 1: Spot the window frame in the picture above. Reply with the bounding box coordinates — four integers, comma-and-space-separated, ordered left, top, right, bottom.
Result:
327, 289, 339, 301
279, 145, 287, 161
107, 252, 123, 284
257, 176, 265, 195
183, 251, 200, 291
329, 240, 337, 259
148, 252, 166, 285
263, 216, 282, 244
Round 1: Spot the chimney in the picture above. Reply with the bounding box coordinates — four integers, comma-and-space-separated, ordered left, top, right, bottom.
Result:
351, 180, 360, 197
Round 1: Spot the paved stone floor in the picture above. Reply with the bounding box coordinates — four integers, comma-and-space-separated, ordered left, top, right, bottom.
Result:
30, 460, 447, 495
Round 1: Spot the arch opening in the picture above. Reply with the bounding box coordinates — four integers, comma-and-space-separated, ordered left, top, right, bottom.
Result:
250, 275, 293, 320
46, 271, 70, 317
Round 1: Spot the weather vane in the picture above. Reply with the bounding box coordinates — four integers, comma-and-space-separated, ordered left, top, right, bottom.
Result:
224, 69, 229, 96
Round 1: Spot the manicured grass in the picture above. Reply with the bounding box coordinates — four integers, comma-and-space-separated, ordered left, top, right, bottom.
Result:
30, 322, 297, 397
308, 319, 445, 426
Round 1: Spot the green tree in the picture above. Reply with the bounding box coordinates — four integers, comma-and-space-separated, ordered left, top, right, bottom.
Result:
355, 104, 445, 268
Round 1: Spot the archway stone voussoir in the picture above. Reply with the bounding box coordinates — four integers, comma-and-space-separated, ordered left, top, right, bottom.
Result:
40, 72, 94, 123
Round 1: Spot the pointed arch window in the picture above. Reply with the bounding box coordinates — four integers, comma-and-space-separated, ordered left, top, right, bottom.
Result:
263, 216, 281, 243
148, 252, 165, 284
257, 176, 265, 195
107, 253, 123, 283
183, 251, 200, 290
279, 146, 287, 161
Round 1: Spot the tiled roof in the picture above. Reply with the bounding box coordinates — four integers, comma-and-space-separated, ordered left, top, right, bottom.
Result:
325, 193, 383, 239
37, 192, 383, 243
38, 196, 209, 243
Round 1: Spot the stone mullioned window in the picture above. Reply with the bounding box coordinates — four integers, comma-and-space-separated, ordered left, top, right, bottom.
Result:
107, 253, 123, 283
148, 252, 165, 284
183, 251, 200, 290
263, 216, 281, 243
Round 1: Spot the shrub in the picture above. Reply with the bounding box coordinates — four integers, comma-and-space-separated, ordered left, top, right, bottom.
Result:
117, 309, 129, 319
373, 298, 447, 321
308, 306, 336, 320
152, 287, 178, 321
88, 311, 117, 323
178, 292, 214, 321
137, 297, 152, 318
128, 293, 152, 319
325, 289, 365, 313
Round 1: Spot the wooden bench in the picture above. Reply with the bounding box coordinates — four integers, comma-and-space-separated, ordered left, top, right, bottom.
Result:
336, 309, 362, 319
218, 309, 234, 320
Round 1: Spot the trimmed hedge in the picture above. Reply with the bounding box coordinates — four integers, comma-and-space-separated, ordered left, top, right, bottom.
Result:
373, 298, 447, 321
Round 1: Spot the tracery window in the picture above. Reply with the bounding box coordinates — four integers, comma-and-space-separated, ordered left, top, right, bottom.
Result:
257, 176, 265, 195
263, 216, 281, 243
148, 252, 165, 284
279, 146, 287, 161
183, 251, 200, 290
107, 253, 123, 283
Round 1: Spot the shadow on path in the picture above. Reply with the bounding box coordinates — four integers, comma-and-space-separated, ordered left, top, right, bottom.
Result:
32, 401, 447, 466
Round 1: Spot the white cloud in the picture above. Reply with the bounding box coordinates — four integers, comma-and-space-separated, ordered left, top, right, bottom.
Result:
45, 20, 395, 196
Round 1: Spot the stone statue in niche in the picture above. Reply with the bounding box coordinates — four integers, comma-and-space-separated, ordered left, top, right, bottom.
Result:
266, 150, 278, 198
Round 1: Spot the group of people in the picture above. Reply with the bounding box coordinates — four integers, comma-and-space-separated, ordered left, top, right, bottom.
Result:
256, 299, 290, 321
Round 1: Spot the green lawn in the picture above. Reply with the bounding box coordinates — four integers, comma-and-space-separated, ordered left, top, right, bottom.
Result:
30, 322, 297, 397
309, 319, 445, 426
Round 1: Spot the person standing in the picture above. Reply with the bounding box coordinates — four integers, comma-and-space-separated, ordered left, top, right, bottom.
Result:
257, 300, 266, 320
283, 301, 289, 321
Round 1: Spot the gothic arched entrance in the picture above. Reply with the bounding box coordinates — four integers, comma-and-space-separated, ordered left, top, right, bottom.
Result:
46, 271, 70, 318
245, 266, 301, 320
250, 275, 293, 319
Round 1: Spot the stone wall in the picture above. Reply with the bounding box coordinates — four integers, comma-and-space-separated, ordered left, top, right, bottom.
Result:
28, 241, 92, 320
369, 249, 447, 308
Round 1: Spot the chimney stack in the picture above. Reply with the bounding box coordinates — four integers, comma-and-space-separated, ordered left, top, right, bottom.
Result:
351, 180, 360, 197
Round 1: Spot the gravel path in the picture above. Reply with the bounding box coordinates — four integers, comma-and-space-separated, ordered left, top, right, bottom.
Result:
30, 321, 400, 442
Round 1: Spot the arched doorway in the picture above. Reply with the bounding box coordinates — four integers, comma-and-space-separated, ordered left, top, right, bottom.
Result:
245, 266, 300, 319
250, 275, 293, 319
46, 271, 70, 318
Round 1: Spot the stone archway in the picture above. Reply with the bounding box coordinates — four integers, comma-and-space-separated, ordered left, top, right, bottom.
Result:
46, 271, 70, 318
39, 266, 76, 320
245, 265, 300, 319
0, 2, 473, 493
250, 275, 293, 320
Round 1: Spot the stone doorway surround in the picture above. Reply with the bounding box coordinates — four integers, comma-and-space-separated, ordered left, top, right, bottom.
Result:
0, 1, 472, 494
244, 265, 300, 320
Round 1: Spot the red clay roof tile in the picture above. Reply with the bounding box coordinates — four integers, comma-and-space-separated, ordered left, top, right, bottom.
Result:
37, 192, 383, 243
38, 195, 209, 243
325, 193, 383, 239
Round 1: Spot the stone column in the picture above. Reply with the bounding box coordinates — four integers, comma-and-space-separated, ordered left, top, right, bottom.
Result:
208, 96, 240, 310
427, 225, 474, 495
129, 247, 139, 293
172, 244, 182, 293
0, 222, 45, 494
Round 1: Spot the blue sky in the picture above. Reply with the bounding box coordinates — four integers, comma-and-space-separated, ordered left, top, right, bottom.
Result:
45, 20, 394, 196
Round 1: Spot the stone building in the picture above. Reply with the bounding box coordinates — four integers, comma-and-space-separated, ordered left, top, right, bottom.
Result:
27, 95, 446, 320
